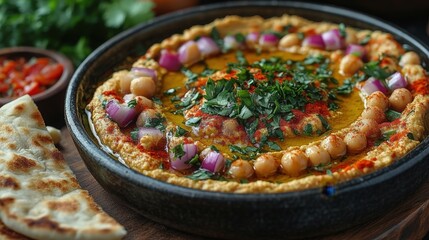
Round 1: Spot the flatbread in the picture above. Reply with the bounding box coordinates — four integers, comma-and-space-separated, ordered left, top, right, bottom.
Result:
0, 95, 126, 240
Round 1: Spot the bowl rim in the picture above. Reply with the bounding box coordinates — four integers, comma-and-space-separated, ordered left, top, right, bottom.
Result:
66, 0, 429, 202
0, 46, 74, 104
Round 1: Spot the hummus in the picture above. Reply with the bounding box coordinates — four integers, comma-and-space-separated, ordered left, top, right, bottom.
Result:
87, 15, 429, 193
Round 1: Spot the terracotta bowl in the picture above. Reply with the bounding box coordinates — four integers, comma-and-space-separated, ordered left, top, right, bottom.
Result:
65, 2, 429, 239
0, 46, 74, 127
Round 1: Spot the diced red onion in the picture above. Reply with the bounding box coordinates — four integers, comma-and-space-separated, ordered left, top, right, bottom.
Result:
178, 40, 201, 65
346, 44, 366, 58
131, 67, 157, 81
223, 35, 240, 50
361, 77, 389, 95
138, 127, 163, 140
322, 29, 344, 50
159, 49, 182, 71
105, 100, 139, 128
259, 33, 279, 47
302, 34, 325, 49
196, 36, 220, 57
246, 32, 259, 44
170, 143, 197, 170
387, 72, 407, 90
201, 151, 225, 173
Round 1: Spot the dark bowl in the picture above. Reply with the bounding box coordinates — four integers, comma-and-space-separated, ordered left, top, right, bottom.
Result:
0, 47, 74, 127
65, 2, 429, 239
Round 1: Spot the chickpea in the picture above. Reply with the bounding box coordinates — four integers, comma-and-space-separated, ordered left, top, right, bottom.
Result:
361, 106, 385, 123
119, 73, 133, 94
222, 119, 240, 136
199, 147, 212, 161
229, 160, 254, 179
281, 150, 308, 177
130, 76, 156, 98
399, 51, 420, 66
305, 145, 330, 166
135, 96, 154, 109
389, 88, 413, 112
339, 54, 363, 76
321, 135, 346, 159
136, 109, 158, 127
254, 155, 279, 178
344, 131, 367, 154
402, 64, 426, 84
355, 119, 380, 138
345, 30, 358, 44
279, 34, 301, 49
366, 91, 389, 111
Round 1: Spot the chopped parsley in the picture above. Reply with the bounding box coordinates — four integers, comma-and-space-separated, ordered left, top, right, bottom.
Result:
185, 117, 201, 126
127, 99, 137, 108
172, 144, 185, 159
385, 109, 401, 122
174, 126, 188, 137
187, 169, 215, 180
338, 23, 347, 38
363, 61, 391, 80
144, 115, 166, 131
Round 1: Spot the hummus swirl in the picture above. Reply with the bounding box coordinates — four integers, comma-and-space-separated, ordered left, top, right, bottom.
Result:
87, 15, 429, 193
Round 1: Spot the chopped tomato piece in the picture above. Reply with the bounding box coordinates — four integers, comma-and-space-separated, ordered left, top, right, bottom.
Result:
0, 56, 63, 98
24, 82, 43, 96
38, 63, 64, 85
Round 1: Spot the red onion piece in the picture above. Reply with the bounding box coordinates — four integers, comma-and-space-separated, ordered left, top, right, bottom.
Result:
178, 40, 201, 65
170, 143, 197, 170
387, 72, 407, 90
159, 49, 182, 71
223, 35, 240, 50
196, 36, 220, 57
105, 100, 139, 128
138, 127, 163, 140
201, 151, 225, 173
259, 33, 279, 47
345, 44, 366, 58
302, 34, 325, 49
361, 77, 388, 95
131, 67, 157, 81
246, 32, 259, 44
322, 29, 344, 50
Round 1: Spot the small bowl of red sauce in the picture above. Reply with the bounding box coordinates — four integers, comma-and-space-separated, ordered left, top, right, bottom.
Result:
0, 47, 74, 127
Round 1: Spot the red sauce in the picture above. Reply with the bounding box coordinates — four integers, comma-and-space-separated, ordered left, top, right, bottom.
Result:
0, 57, 63, 98
409, 78, 429, 95
389, 131, 406, 142
355, 159, 374, 171
304, 101, 330, 116
102, 90, 123, 102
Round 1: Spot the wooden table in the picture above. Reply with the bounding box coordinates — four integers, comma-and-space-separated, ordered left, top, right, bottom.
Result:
60, 127, 429, 240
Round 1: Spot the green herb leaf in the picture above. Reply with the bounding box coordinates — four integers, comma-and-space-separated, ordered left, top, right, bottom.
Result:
407, 132, 415, 140
185, 117, 201, 126
172, 144, 185, 159
338, 23, 347, 38
130, 128, 139, 142
175, 126, 188, 137
385, 109, 401, 122
187, 169, 215, 180
127, 99, 137, 108
363, 61, 391, 80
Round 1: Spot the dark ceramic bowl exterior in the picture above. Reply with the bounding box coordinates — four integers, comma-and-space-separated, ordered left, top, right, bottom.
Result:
65, 2, 429, 239
0, 47, 74, 127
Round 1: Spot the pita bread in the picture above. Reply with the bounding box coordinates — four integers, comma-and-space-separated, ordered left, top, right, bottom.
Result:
0, 95, 126, 240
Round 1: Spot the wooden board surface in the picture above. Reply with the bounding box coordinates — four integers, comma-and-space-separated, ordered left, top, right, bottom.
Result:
60, 127, 429, 240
